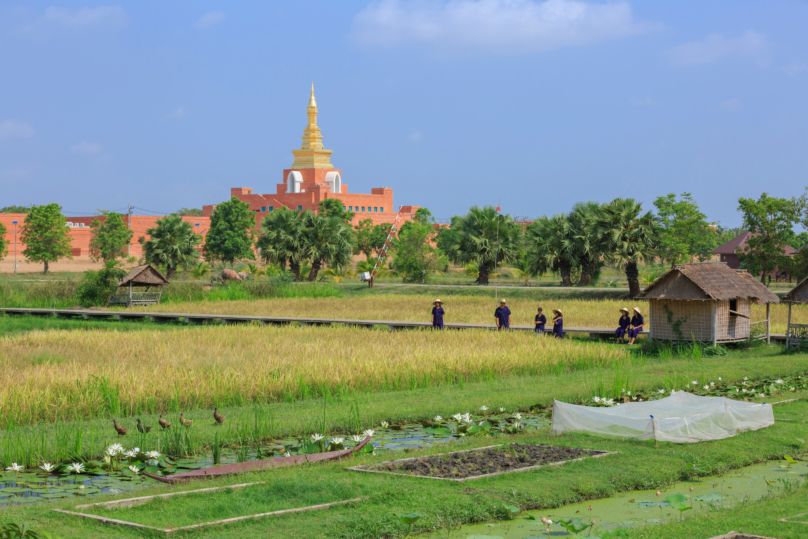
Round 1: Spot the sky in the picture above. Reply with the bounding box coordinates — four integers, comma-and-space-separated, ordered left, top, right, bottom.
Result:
1, 1, 806, 226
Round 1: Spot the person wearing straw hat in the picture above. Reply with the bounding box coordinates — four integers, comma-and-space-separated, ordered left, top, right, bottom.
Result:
615, 308, 630, 343
494, 299, 511, 330
552, 309, 564, 339
431, 299, 445, 330
534, 307, 547, 335
628, 307, 644, 345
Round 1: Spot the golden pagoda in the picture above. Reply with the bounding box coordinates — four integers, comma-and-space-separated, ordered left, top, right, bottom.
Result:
290, 83, 334, 170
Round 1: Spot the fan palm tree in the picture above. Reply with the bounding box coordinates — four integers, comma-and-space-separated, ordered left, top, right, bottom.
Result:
139, 215, 201, 279
301, 213, 355, 282
190, 262, 211, 279
256, 208, 308, 281
569, 201, 605, 286
510, 250, 534, 286
593, 198, 661, 297
525, 214, 577, 286
446, 206, 522, 285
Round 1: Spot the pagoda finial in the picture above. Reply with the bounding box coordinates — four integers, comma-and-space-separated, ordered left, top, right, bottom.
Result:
308, 81, 317, 109
291, 82, 333, 169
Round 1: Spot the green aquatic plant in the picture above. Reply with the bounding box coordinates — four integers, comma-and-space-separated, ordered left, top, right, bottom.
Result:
557, 517, 594, 535
502, 504, 521, 520
665, 493, 692, 520
394, 513, 424, 536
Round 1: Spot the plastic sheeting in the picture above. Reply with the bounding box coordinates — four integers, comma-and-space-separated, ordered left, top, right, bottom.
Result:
551, 391, 774, 443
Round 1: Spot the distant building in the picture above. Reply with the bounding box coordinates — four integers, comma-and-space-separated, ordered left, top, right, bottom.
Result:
711, 231, 797, 270
203, 84, 419, 226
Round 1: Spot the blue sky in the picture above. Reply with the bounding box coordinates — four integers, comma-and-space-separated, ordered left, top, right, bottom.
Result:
1, 1, 806, 226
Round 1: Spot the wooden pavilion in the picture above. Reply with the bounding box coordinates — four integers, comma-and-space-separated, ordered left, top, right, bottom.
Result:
783, 276, 808, 348
638, 262, 780, 345
108, 265, 169, 307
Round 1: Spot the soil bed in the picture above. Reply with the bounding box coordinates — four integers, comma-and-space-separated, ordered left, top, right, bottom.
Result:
361, 444, 610, 480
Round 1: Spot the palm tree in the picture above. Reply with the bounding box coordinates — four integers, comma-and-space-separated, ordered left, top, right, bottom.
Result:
256, 208, 308, 281
525, 214, 577, 286
510, 250, 534, 286
321, 266, 354, 283
190, 262, 211, 279
139, 215, 201, 279
446, 206, 522, 285
302, 213, 355, 282
593, 198, 661, 297
569, 201, 605, 286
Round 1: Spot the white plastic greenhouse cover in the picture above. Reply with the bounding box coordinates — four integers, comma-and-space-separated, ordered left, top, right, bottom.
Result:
551, 391, 774, 443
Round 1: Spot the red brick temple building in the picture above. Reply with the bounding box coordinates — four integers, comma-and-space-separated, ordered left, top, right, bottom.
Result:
203, 84, 419, 227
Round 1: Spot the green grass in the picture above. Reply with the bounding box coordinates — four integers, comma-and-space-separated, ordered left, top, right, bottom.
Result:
2, 400, 806, 538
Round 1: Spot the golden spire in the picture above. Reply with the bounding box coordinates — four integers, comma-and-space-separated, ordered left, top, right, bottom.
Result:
291, 82, 333, 169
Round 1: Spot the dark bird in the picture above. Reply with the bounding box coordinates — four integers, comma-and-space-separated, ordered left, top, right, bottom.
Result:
179, 412, 193, 428
112, 419, 127, 436
136, 418, 151, 433
213, 406, 225, 425
158, 414, 171, 429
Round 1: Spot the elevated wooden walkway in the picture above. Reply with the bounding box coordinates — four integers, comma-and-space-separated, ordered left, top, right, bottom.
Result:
0, 307, 787, 342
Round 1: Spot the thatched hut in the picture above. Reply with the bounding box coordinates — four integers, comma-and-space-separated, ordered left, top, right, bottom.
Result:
109, 264, 169, 307
783, 277, 808, 348
638, 262, 779, 345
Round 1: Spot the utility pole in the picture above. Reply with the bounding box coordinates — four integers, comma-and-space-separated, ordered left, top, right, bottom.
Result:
127, 204, 132, 255
12, 221, 18, 274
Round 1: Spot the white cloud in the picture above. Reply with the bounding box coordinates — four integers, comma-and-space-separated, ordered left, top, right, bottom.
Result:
0, 120, 35, 140
71, 141, 104, 156
408, 131, 422, 142
38, 5, 128, 29
195, 11, 226, 29
717, 98, 742, 111
351, 0, 651, 54
667, 30, 766, 67
783, 63, 807, 77
171, 106, 187, 119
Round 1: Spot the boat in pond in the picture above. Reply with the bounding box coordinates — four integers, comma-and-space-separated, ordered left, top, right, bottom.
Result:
143, 437, 371, 484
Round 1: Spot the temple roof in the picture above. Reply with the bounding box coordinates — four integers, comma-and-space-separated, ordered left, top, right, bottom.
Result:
291, 83, 334, 170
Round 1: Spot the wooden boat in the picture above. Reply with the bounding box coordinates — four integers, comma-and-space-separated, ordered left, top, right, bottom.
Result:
143, 437, 371, 484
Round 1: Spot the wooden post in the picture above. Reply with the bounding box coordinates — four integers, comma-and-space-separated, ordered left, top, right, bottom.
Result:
786, 302, 792, 349
711, 302, 717, 347
766, 303, 771, 344
128, 282, 132, 308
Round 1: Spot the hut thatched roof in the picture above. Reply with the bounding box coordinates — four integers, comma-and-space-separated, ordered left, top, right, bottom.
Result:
117, 265, 169, 287
784, 276, 808, 304
639, 262, 780, 304
711, 231, 797, 256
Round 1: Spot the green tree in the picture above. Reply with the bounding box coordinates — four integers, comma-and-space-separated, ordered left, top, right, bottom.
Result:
0, 221, 7, 262
510, 250, 534, 286
0, 205, 30, 213
393, 222, 444, 283
525, 214, 577, 286
176, 208, 204, 217
20, 203, 73, 274
594, 198, 661, 297
354, 218, 392, 260
318, 198, 355, 224
257, 207, 309, 280
90, 212, 134, 262
654, 193, 716, 267
399, 207, 435, 237
76, 260, 127, 307
445, 206, 522, 285
139, 214, 201, 278
302, 213, 355, 282
203, 198, 256, 266
568, 201, 605, 286
737, 193, 803, 284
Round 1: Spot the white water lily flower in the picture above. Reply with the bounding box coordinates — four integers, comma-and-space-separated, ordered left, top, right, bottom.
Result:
744, 377, 748, 381
751, 389, 755, 393
66, 462, 85, 474
380, 421, 389, 428
513, 422, 521, 429
605, 399, 615, 406
362, 429, 375, 438
736, 388, 740, 392
631, 396, 638, 401
145, 451, 161, 459
703, 385, 709, 390
670, 389, 676, 394
433, 415, 443, 422
742, 389, 748, 393
461, 413, 473, 423
452, 413, 463, 422
104, 456, 112, 465
658, 389, 665, 394
123, 450, 137, 458
6, 463, 23, 473
775, 379, 784, 384
480, 406, 488, 411
592, 396, 601, 403
790, 387, 795, 391
310, 433, 324, 443
627, 391, 631, 396
515, 413, 522, 420
40, 463, 55, 473
128, 465, 140, 474
499, 407, 506, 412
330, 437, 344, 445
719, 377, 722, 381
351, 435, 364, 443
283, 451, 291, 457
691, 381, 698, 385
710, 382, 715, 387
130, 447, 140, 454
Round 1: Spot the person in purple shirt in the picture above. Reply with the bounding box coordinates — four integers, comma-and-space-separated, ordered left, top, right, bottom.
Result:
552, 309, 564, 339
494, 299, 511, 330
628, 307, 644, 345
431, 299, 445, 330
534, 307, 546, 335
615, 308, 630, 343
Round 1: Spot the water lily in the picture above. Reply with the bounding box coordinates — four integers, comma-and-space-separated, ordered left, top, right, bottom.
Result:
380, 421, 389, 428
310, 433, 324, 443
514, 413, 522, 420
40, 463, 55, 473
719, 377, 722, 381
128, 465, 140, 475
452, 413, 463, 422
691, 381, 698, 385
670, 389, 676, 394
703, 385, 709, 390
744, 377, 748, 381
775, 379, 784, 384
5, 463, 23, 473
282, 451, 291, 457
362, 429, 375, 438
109, 443, 124, 455
658, 389, 665, 394
499, 407, 506, 412
710, 382, 715, 386
145, 451, 161, 459
330, 437, 344, 445
66, 462, 85, 475
479, 406, 488, 412
461, 413, 472, 423
351, 435, 364, 443
605, 399, 615, 406
433, 415, 443, 422
124, 450, 138, 458
592, 396, 601, 403
104, 455, 112, 465
742, 389, 748, 393
130, 447, 140, 454
627, 391, 631, 395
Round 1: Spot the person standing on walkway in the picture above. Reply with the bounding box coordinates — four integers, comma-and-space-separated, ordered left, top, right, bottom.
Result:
495, 299, 511, 330
615, 308, 630, 343
627, 307, 644, 345
535, 307, 546, 335
552, 309, 564, 339
431, 299, 445, 330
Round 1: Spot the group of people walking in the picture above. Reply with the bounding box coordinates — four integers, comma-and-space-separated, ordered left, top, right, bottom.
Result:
430, 299, 564, 338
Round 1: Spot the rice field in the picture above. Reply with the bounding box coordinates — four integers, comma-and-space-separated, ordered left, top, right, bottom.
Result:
0, 324, 631, 428
130, 294, 797, 333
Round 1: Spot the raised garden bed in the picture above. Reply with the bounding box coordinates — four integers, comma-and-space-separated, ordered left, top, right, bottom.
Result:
348, 443, 615, 482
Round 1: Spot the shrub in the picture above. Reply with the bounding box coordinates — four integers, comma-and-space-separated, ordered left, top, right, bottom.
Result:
76, 261, 127, 307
